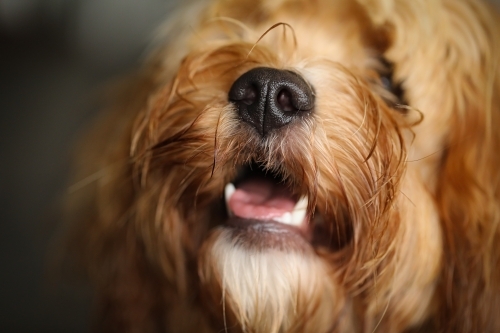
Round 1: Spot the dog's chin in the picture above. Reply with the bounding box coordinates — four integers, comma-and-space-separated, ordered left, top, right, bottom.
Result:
224, 217, 312, 252
198, 226, 344, 333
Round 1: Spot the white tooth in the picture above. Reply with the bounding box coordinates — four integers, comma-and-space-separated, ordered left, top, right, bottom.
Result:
273, 197, 309, 226
225, 183, 236, 200
274, 212, 292, 225
225, 183, 235, 216
291, 209, 307, 226
294, 196, 308, 211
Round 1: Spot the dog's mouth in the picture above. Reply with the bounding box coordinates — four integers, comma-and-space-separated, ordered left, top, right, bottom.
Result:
218, 162, 324, 249
226, 167, 307, 227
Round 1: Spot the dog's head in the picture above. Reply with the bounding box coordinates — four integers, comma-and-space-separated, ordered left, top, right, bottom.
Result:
70, 0, 500, 332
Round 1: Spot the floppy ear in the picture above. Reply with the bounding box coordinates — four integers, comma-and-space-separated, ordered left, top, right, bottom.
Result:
359, 0, 500, 331
432, 7, 500, 331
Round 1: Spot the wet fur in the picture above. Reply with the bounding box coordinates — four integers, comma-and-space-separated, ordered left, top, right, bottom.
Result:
68, 0, 500, 332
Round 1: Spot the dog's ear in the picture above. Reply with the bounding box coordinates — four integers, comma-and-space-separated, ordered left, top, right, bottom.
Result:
434, 18, 500, 333
360, 1, 500, 331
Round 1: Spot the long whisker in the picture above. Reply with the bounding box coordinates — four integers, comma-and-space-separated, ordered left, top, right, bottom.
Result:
247, 22, 297, 58
67, 161, 128, 193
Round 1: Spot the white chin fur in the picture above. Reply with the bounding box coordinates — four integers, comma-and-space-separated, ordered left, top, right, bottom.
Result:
199, 228, 343, 333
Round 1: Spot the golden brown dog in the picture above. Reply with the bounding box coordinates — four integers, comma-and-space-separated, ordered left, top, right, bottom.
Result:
68, 0, 500, 332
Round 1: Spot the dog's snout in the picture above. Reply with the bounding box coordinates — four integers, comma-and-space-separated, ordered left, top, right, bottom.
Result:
228, 67, 314, 136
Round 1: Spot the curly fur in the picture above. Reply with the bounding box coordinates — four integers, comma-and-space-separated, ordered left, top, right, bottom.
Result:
67, 0, 500, 332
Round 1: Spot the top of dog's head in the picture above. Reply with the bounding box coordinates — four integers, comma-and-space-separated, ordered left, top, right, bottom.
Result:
69, 0, 500, 332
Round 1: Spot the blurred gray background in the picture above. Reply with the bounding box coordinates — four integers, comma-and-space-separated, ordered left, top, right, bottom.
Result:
0, 0, 177, 332
0, 0, 498, 332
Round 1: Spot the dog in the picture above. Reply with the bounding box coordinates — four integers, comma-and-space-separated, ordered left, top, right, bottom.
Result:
67, 0, 500, 332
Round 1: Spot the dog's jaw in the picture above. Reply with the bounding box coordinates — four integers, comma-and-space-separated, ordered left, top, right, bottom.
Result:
199, 227, 347, 332
197, 143, 347, 331
200, 157, 346, 331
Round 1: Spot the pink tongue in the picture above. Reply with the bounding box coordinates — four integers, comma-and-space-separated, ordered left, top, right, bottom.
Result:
228, 178, 297, 220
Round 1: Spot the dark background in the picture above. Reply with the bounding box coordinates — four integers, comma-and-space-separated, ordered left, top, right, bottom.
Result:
0, 0, 498, 332
0, 1, 176, 332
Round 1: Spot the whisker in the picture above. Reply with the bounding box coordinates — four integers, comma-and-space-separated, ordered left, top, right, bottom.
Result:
246, 22, 297, 58
399, 190, 416, 208
406, 147, 447, 163
68, 161, 128, 193
68, 169, 106, 194
212, 107, 225, 177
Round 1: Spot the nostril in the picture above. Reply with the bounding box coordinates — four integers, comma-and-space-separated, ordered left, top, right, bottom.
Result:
277, 89, 295, 112
241, 86, 258, 106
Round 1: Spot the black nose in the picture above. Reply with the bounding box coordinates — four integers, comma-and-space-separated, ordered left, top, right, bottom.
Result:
228, 67, 315, 136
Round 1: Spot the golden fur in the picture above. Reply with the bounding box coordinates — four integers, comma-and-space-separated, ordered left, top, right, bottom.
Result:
68, 0, 500, 332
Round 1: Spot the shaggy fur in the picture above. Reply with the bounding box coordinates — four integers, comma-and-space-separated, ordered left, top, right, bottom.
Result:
68, 0, 500, 332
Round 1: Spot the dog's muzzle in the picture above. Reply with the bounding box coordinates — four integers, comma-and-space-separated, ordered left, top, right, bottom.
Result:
222, 68, 327, 249
228, 67, 315, 136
